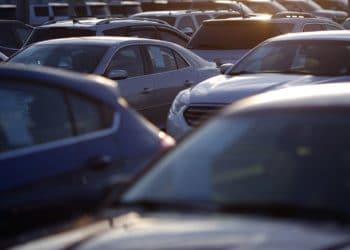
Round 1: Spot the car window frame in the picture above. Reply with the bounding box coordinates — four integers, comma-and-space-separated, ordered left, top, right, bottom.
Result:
104, 44, 149, 78
0, 79, 119, 160
142, 44, 189, 75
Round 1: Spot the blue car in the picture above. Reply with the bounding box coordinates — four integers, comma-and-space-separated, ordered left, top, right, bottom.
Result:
0, 64, 174, 237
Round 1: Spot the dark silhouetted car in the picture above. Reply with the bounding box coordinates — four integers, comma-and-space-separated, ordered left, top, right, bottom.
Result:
0, 63, 174, 242
9, 83, 350, 250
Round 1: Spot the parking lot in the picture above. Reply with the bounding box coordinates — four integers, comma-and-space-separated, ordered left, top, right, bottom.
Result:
2, 0, 350, 249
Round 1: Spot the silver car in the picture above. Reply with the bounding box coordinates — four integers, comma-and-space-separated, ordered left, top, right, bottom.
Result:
169, 30, 350, 138
9, 37, 219, 129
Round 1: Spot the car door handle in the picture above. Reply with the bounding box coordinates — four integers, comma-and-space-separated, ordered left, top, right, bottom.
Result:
141, 87, 153, 94
88, 155, 112, 171
184, 80, 195, 87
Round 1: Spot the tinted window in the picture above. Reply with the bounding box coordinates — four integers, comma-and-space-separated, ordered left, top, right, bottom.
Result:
188, 22, 294, 50
0, 81, 72, 153
159, 29, 187, 46
52, 6, 69, 16
25, 28, 96, 46
231, 40, 350, 76
34, 6, 49, 17
9, 44, 108, 74
127, 28, 158, 39
103, 28, 127, 36
74, 5, 88, 17
303, 23, 324, 31
177, 16, 196, 30
68, 94, 114, 135
146, 46, 177, 73
136, 15, 176, 26
174, 51, 189, 69
108, 46, 144, 77
324, 24, 341, 30
195, 14, 211, 25
0, 26, 21, 48
0, 7, 16, 20
282, 1, 303, 11
124, 112, 350, 218
89, 5, 109, 16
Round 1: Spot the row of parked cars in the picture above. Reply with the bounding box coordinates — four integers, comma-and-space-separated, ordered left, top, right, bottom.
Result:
3, 0, 350, 248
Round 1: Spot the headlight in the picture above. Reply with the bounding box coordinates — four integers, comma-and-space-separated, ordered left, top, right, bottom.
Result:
170, 89, 190, 114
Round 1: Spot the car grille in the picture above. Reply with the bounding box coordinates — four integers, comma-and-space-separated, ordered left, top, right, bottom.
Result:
184, 104, 226, 127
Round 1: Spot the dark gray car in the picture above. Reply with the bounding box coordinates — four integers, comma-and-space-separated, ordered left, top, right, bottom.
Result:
9, 37, 219, 129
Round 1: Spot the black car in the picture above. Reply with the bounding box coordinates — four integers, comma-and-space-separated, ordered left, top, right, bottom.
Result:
9, 83, 350, 249
24, 17, 190, 47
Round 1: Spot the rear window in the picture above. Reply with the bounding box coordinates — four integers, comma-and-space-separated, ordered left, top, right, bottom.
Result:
25, 27, 96, 46
34, 6, 49, 17
138, 15, 176, 26
52, 6, 69, 16
188, 21, 294, 50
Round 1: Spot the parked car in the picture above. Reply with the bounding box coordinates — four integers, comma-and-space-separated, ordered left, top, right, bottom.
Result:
188, 13, 343, 65
0, 20, 32, 56
237, 0, 288, 14
313, 0, 348, 11
74, 1, 111, 18
131, 10, 241, 35
9, 37, 219, 129
9, 83, 350, 250
277, 0, 348, 22
29, 2, 71, 26
140, 0, 255, 17
0, 4, 16, 20
170, 30, 350, 138
24, 17, 190, 47
108, 1, 143, 17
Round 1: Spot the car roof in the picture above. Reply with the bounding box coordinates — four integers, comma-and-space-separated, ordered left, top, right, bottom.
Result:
31, 36, 167, 46
268, 30, 350, 42
0, 64, 120, 107
37, 17, 170, 28
225, 83, 350, 115
134, 10, 220, 16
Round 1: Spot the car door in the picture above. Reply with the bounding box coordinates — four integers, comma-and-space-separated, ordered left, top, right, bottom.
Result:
0, 79, 121, 208
104, 45, 157, 121
143, 44, 198, 128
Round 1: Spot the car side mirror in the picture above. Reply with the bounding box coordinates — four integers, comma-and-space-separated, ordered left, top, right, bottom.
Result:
219, 63, 234, 74
181, 27, 194, 36
107, 69, 128, 80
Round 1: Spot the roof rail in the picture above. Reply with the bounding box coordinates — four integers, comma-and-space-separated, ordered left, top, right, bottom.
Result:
272, 11, 315, 18
96, 17, 169, 25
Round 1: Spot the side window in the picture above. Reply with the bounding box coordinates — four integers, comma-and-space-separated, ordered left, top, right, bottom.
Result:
146, 45, 177, 73
158, 29, 187, 46
303, 24, 324, 32
103, 28, 128, 36
323, 24, 341, 30
0, 82, 73, 153
177, 16, 196, 30
127, 27, 158, 39
283, 2, 302, 11
195, 14, 211, 26
174, 51, 189, 69
68, 94, 114, 135
107, 46, 145, 78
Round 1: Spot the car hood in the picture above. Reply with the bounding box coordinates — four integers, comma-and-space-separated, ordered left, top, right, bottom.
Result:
190, 49, 250, 65
188, 73, 350, 104
13, 212, 350, 250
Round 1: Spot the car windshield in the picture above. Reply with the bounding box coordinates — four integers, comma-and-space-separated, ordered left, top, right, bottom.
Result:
25, 27, 96, 46
123, 111, 350, 218
9, 44, 108, 74
188, 21, 294, 50
230, 40, 350, 76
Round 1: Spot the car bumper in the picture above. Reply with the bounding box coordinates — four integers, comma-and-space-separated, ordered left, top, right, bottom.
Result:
166, 109, 192, 140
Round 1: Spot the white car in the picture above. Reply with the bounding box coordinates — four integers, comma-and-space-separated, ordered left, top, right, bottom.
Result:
168, 30, 350, 138
188, 13, 343, 65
